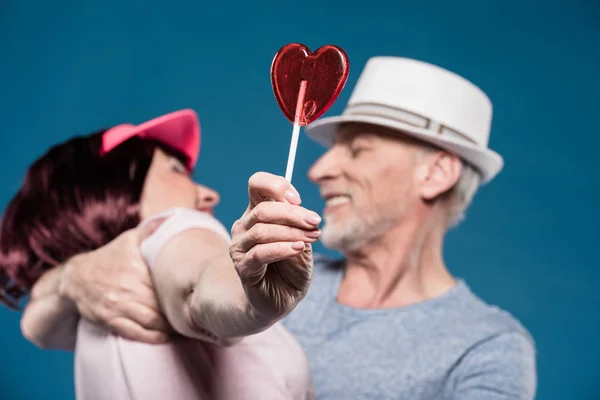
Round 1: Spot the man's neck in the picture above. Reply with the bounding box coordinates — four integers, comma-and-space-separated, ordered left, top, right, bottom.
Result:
337, 216, 456, 309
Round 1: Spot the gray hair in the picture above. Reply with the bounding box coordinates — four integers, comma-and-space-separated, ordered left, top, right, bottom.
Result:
445, 161, 481, 228
414, 143, 482, 228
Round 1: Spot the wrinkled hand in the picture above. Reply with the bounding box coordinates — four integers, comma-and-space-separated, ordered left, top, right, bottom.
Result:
58, 220, 170, 344
230, 172, 321, 322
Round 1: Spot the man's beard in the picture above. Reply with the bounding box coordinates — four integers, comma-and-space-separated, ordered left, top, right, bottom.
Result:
321, 206, 401, 253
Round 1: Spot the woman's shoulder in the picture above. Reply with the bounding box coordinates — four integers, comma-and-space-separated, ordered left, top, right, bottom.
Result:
140, 207, 230, 238
139, 207, 231, 269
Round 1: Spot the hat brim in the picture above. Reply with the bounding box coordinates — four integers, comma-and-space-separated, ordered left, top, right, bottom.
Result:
134, 109, 201, 170
305, 114, 503, 184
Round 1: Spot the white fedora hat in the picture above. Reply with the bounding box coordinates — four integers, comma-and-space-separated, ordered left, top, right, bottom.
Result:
305, 57, 504, 184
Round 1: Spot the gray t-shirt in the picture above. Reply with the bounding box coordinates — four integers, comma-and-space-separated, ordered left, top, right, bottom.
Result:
282, 255, 537, 399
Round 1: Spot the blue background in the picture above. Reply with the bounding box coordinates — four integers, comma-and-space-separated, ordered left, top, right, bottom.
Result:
1, 1, 599, 398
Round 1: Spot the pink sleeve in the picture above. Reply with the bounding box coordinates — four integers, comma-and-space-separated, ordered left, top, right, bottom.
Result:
139, 207, 231, 272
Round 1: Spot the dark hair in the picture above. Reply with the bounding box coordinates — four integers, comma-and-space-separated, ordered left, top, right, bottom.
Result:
0, 130, 188, 309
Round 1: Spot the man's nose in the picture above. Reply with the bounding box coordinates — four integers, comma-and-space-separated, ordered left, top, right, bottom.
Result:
308, 148, 341, 184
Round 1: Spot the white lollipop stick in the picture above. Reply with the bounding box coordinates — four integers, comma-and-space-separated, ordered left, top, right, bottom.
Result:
285, 80, 308, 182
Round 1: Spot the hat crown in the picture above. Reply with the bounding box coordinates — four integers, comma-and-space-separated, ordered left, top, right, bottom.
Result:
344, 57, 492, 147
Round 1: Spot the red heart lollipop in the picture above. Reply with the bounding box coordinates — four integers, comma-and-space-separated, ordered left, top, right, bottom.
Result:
271, 43, 349, 182
271, 43, 349, 126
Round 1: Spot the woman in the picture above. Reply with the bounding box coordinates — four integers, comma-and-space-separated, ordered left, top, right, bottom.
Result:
0, 109, 316, 399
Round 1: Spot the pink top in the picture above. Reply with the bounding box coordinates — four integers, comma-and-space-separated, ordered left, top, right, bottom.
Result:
74, 208, 315, 400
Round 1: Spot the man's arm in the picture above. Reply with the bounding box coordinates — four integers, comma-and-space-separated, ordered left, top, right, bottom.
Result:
20, 264, 79, 350
19, 217, 250, 348
448, 331, 537, 400
20, 228, 171, 350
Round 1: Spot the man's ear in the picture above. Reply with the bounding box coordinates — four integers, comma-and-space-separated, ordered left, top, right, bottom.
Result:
418, 152, 462, 201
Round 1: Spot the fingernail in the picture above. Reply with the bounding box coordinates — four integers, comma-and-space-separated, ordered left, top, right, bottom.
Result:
304, 212, 322, 226
285, 190, 301, 204
291, 241, 305, 250
305, 229, 321, 238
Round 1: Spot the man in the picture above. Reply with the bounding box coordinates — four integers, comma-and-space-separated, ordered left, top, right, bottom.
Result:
230, 56, 537, 399
23, 57, 536, 399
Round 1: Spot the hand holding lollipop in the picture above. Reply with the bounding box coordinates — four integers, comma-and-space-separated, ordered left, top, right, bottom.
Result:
227, 45, 349, 322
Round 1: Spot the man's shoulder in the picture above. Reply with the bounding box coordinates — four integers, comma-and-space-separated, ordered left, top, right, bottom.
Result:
431, 283, 537, 397
452, 282, 534, 344
445, 286, 537, 397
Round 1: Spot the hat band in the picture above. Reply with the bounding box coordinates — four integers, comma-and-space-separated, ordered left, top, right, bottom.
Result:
343, 103, 477, 145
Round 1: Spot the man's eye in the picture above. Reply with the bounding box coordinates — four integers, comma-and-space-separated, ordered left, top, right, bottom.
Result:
349, 147, 367, 157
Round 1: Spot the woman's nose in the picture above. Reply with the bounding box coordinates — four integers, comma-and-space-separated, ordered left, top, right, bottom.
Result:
196, 184, 220, 209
